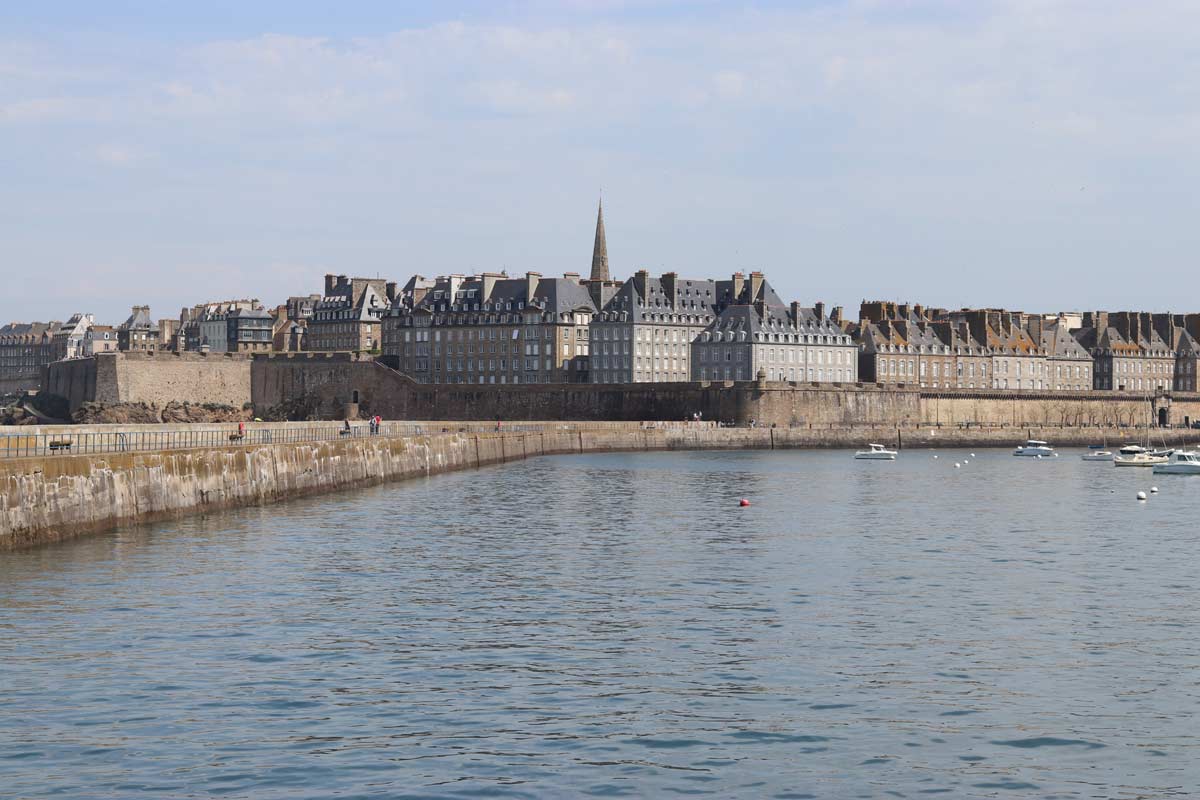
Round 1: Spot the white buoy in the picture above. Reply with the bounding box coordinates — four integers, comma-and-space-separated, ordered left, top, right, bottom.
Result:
1151, 486, 1159, 494
933, 454, 939, 459
963, 460, 969, 465
971, 453, 976, 457
1137, 491, 1147, 501
955, 462, 961, 468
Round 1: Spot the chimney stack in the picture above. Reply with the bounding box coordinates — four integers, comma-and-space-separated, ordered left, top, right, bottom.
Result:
634, 269, 650, 302
661, 272, 678, 309
731, 272, 745, 302
749, 271, 764, 303
525, 272, 542, 305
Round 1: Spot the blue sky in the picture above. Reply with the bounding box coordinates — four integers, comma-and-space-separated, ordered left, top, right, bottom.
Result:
3, 1, 1199, 324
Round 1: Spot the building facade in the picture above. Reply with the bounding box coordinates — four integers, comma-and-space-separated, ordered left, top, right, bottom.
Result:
0, 322, 58, 386
307, 275, 394, 352
51, 313, 94, 361
83, 325, 118, 356
693, 300, 857, 383
383, 272, 595, 384
117, 306, 159, 352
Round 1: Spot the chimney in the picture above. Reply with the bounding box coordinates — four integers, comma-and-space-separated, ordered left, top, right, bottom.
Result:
481, 273, 501, 301
525, 271, 542, 305
831, 306, 843, 325
814, 301, 825, 321
324, 274, 336, 295
731, 272, 745, 302
661, 272, 677, 308
634, 269, 650, 302
563, 272, 581, 284
790, 301, 802, 326
1026, 314, 1043, 343
385, 282, 398, 303
749, 271, 764, 303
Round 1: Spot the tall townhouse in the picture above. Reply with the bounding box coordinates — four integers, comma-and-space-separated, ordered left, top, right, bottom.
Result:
117, 306, 159, 352
0, 322, 59, 387
590, 270, 724, 384
383, 272, 595, 385
855, 302, 948, 386
693, 298, 856, 383
308, 275, 395, 353
1075, 311, 1175, 392
1031, 316, 1092, 391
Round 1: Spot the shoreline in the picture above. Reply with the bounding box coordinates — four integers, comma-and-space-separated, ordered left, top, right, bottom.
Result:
4, 423, 1198, 551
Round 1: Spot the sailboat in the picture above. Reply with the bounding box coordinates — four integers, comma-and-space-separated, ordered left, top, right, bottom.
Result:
1114, 394, 1170, 467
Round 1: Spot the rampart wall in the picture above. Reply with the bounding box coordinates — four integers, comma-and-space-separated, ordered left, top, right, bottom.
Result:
45, 352, 253, 413
6, 422, 1200, 550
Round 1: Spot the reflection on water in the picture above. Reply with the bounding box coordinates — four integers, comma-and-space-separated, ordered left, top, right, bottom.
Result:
1, 449, 1198, 798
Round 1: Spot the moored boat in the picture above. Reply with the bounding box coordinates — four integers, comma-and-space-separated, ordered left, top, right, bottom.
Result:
1013, 440, 1056, 457
855, 443, 897, 460
1081, 450, 1113, 461
1114, 446, 1169, 467
1152, 450, 1200, 474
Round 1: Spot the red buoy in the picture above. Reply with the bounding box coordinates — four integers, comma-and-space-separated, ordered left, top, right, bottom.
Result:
739, 498, 751, 507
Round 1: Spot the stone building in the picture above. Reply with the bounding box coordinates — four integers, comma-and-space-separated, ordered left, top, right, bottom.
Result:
83, 324, 118, 356
226, 307, 274, 352
0, 321, 58, 387
383, 272, 595, 384
308, 275, 395, 352
1031, 316, 1092, 391
51, 313, 94, 361
1075, 311, 1176, 392
693, 298, 856, 384
117, 306, 159, 352
1174, 327, 1200, 392
856, 302, 951, 386
590, 270, 725, 384
177, 300, 263, 352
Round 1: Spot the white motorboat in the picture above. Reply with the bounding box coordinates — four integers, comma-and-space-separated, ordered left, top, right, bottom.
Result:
1114, 446, 1169, 467
1013, 440, 1056, 457
855, 443, 897, 460
1081, 450, 1114, 461
1153, 450, 1200, 474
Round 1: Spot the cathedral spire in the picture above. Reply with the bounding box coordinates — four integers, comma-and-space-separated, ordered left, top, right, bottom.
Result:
589, 197, 610, 282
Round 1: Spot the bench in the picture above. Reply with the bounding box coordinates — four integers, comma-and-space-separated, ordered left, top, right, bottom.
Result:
48, 440, 72, 452
228, 433, 244, 442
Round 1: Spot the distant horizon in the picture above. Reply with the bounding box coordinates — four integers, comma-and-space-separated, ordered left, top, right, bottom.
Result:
5, 1, 1199, 322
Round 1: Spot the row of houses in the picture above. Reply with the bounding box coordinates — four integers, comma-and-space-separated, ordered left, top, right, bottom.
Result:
382, 268, 858, 386
853, 303, 1200, 393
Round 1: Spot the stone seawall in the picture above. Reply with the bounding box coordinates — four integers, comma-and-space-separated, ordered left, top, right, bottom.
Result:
5, 425, 1200, 550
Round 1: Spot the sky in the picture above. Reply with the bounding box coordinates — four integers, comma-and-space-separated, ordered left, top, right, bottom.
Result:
3, 0, 1199, 325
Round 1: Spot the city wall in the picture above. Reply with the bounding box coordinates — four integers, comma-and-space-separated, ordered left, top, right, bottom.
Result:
45, 352, 253, 413
32, 351, 1200, 429
251, 353, 923, 425
7, 422, 1200, 550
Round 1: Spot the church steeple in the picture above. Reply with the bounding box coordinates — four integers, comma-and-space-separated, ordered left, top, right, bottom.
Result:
589, 197, 610, 282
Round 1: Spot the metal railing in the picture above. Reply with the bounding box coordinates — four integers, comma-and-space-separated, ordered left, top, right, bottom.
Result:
0, 420, 721, 459
0, 422, 425, 459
